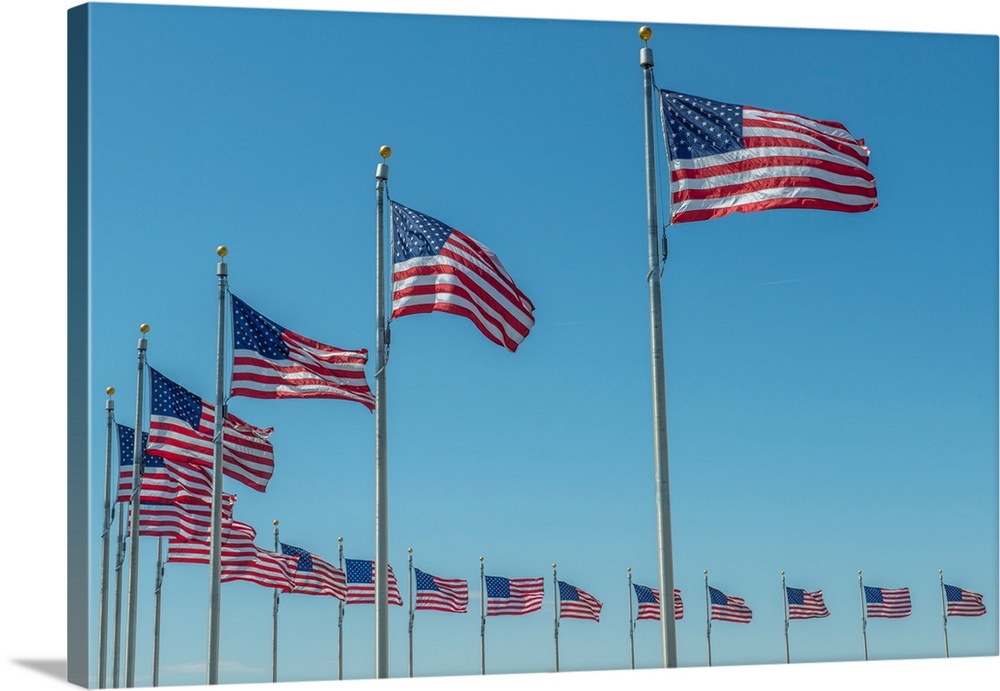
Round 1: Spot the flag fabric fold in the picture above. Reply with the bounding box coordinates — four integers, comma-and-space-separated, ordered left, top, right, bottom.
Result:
390, 201, 535, 352
786, 587, 830, 620
863, 586, 911, 619
658, 88, 877, 224
146, 366, 275, 492
944, 584, 986, 617
557, 581, 602, 622
709, 586, 753, 623
414, 567, 469, 613
230, 294, 375, 409
168, 521, 297, 591
484, 575, 544, 616
280, 543, 349, 599
633, 584, 683, 621
344, 559, 403, 605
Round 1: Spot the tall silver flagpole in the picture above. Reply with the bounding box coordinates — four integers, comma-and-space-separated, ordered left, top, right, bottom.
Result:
124, 323, 149, 688
337, 536, 344, 681
152, 537, 165, 687
938, 569, 950, 658
627, 568, 635, 670
113, 504, 126, 688
479, 556, 486, 675
639, 24, 677, 669
272, 520, 280, 683
552, 564, 560, 673
704, 570, 712, 667
98, 387, 116, 688
781, 571, 790, 664
207, 246, 229, 685
374, 146, 391, 679
407, 548, 414, 678
858, 570, 868, 661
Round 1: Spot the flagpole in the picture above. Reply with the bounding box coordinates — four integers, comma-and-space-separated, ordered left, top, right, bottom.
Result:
858, 570, 868, 661
939, 569, 950, 658
207, 246, 229, 685
781, 571, 790, 664
408, 548, 414, 678
112, 503, 126, 688
98, 387, 116, 689
552, 564, 560, 673
124, 323, 149, 688
639, 24, 677, 670
374, 146, 391, 680
272, 520, 280, 683
337, 536, 344, 681
704, 570, 712, 667
152, 537, 165, 687
479, 556, 486, 675
627, 568, 635, 670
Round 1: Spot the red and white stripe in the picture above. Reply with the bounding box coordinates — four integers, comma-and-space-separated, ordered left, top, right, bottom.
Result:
167, 521, 297, 591
558, 585, 603, 622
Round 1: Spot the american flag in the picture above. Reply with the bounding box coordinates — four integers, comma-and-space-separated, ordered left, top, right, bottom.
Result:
391, 201, 535, 353
557, 581, 602, 622
658, 89, 877, 224
344, 559, 403, 605
414, 567, 468, 613
633, 584, 683, 621
944, 584, 986, 617
230, 294, 375, 409
484, 575, 544, 616
709, 586, 753, 623
280, 544, 348, 599
786, 587, 830, 620
863, 586, 911, 619
116, 424, 173, 503
146, 367, 275, 492
131, 494, 235, 542
168, 521, 297, 591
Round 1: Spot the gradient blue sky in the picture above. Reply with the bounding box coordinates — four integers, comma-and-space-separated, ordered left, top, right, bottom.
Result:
3, 2, 999, 691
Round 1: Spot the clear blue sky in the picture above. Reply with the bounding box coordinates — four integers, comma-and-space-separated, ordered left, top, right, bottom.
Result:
2, 2, 998, 691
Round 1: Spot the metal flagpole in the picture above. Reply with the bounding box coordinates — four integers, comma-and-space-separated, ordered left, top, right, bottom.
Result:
337, 536, 344, 681
479, 556, 486, 675
152, 537, 165, 687
272, 520, 280, 683
408, 548, 414, 678
939, 569, 950, 658
627, 568, 635, 670
374, 145, 391, 680
858, 570, 868, 661
98, 387, 116, 688
781, 571, 790, 664
113, 503, 126, 688
207, 246, 229, 685
552, 564, 559, 673
704, 570, 712, 667
639, 24, 677, 670
124, 323, 149, 688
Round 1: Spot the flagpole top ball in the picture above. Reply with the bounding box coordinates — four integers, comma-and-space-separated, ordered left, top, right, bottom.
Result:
338, 536, 343, 543
781, 570, 785, 575
627, 567, 631, 573
139, 324, 150, 334
273, 520, 279, 526
639, 26, 652, 41
479, 556, 484, 562
408, 548, 413, 554
106, 387, 115, 396
217, 245, 228, 258
379, 145, 392, 159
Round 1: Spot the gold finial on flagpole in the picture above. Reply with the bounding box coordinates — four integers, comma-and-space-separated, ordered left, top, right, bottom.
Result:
139, 324, 150, 334
106, 387, 115, 396
639, 26, 652, 42
380, 145, 392, 160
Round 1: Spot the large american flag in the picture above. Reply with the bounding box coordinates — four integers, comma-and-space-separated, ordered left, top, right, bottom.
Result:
230, 294, 375, 409
709, 586, 753, 623
633, 584, 683, 621
659, 89, 877, 224
944, 584, 986, 617
484, 575, 544, 616
146, 367, 275, 492
344, 559, 403, 605
557, 581, 602, 622
280, 544, 348, 599
391, 201, 535, 353
863, 586, 911, 619
414, 568, 468, 613
168, 521, 297, 591
786, 587, 830, 620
